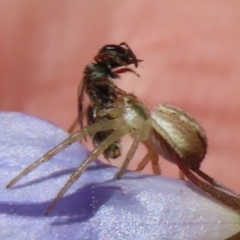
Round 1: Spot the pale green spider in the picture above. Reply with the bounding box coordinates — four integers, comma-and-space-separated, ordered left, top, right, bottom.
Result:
7, 96, 240, 214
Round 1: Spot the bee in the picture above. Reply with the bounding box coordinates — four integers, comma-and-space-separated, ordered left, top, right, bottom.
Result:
7, 95, 240, 215
69, 42, 142, 160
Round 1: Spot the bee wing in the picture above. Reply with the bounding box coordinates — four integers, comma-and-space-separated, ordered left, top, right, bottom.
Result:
78, 75, 87, 131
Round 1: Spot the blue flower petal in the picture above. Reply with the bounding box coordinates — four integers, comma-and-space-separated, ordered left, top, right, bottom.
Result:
0, 112, 239, 240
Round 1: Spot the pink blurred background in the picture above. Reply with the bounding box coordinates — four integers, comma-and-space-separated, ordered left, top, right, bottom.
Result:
0, 1, 240, 191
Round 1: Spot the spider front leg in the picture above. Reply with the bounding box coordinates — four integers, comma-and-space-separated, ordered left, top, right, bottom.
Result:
45, 124, 131, 214
97, 101, 125, 119
6, 118, 124, 188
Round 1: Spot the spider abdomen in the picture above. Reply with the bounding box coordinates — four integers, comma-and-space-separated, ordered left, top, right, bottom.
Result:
150, 104, 207, 170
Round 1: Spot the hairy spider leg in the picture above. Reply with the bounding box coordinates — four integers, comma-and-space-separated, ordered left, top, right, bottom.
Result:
115, 129, 142, 179
6, 119, 123, 188
116, 115, 161, 179
45, 124, 131, 214
135, 140, 161, 175
174, 153, 240, 214
95, 100, 125, 119
194, 169, 240, 197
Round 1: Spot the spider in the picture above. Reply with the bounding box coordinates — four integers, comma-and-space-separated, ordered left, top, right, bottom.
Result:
6, 95, 240, 215
69, 42, 141, 160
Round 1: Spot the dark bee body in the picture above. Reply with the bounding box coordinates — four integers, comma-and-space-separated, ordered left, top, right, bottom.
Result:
77, 43, 141, 159
83, 63, 121, 159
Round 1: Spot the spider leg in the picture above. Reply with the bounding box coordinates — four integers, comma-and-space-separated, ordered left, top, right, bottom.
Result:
194, 169, 239, 197
6, 118, 123, 188
174, 153, 240, 214
135, 140, 160, 175
45, 125, 131, 214
135, 154, 149, 172
97, 101, 125, 119
115, 129, 142, 179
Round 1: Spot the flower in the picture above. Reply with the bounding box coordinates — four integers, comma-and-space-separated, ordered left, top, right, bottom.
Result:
0, 112, 239, 240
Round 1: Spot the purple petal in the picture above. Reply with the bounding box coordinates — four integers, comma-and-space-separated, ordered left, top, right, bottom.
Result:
0, 112, 239, 240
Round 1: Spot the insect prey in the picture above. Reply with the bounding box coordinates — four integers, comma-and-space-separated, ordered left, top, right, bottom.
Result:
69, 42, 142, 160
